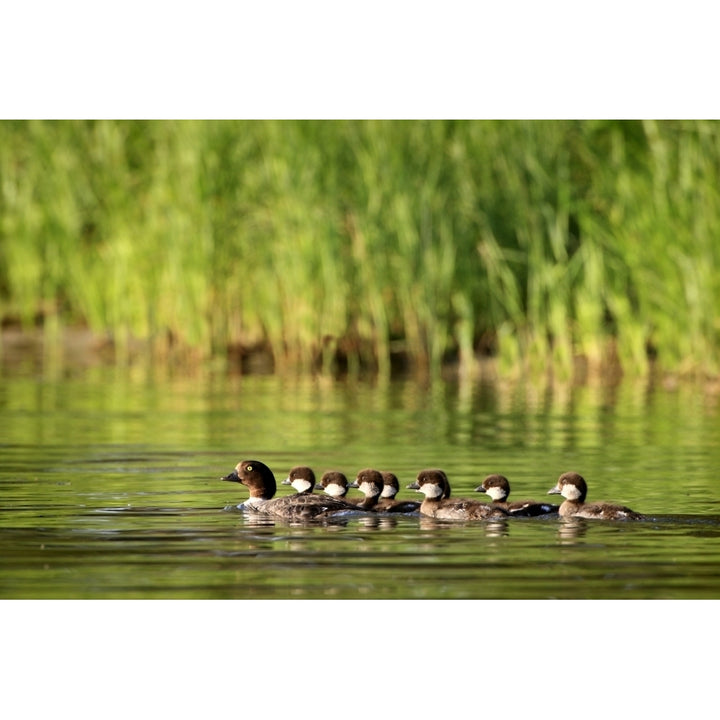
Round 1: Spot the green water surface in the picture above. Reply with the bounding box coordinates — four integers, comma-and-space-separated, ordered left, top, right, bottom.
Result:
2, 369, 720, 599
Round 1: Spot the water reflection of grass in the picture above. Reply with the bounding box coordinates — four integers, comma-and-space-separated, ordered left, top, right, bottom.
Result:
2, 120, 720, 380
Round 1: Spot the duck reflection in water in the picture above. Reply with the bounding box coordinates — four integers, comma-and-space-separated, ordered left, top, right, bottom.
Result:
556, 517, 588, 544
357, 513, 399, 530
417, 515, 509, 537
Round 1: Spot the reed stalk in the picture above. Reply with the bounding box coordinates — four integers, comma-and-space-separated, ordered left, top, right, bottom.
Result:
1, 120, 719, 379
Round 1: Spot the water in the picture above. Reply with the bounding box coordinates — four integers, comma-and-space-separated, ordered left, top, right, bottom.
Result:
2, 368, 720, 600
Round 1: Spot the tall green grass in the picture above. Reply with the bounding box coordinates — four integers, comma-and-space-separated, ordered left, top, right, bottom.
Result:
1, 120, 719, 379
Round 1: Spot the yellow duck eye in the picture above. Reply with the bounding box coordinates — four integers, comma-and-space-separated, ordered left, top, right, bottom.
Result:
246, 464, 253, 472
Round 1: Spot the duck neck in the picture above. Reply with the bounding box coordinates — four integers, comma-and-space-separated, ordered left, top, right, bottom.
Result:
357, 494, 380, 510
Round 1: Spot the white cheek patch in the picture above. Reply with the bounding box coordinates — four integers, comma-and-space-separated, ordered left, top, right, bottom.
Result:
359, 481, 380, 497
323, 484, 345, 498
291, 479, 312, 493
485, 486, 506, 501
420, 482, 444, 499
562, 484, 582, 501
380, 485, 396, 498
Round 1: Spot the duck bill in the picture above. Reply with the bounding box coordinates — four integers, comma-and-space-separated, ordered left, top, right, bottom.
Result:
475, 486, 487, 493
407, 481, 419, 490
547, 486, 561, 495
222, 470, 241, 483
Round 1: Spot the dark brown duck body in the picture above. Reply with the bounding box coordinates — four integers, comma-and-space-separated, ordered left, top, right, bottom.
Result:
547, 471, 643, 520
258, 493, 370, 520
475, 473, 559, 517
408, 469, 509, 521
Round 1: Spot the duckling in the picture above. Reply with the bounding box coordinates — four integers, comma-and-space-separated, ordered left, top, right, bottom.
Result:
475, 473, 558, 516
374, 471, 420, 513
547, 472, 643, 520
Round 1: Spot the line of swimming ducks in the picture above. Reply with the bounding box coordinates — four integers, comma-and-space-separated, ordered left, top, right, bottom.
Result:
221, 459, 644, 521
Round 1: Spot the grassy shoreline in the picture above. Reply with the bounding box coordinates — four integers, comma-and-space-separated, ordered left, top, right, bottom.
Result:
2, 120, 719, 380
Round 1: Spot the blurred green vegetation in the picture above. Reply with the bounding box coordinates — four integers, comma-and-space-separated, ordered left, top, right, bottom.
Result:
1, 120, 719, 378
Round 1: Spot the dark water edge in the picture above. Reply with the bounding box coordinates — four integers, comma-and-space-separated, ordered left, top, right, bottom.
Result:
6, 323, 720, 386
